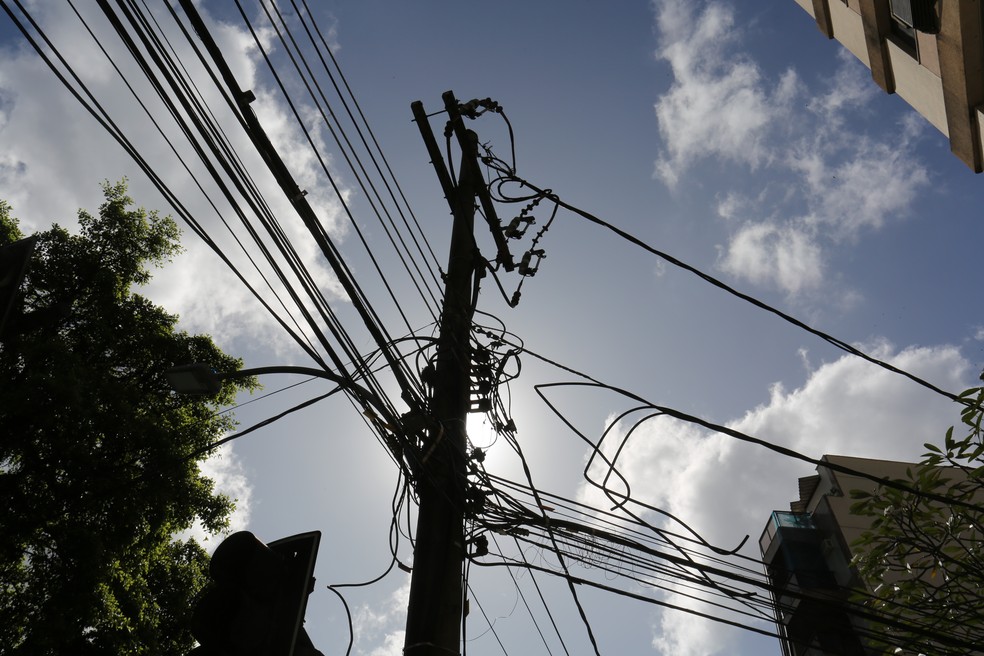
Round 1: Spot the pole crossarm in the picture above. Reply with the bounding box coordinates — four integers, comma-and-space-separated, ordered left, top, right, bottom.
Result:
441, 92, 514, 272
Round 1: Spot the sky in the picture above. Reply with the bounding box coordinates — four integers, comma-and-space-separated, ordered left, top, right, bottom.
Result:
1, 1, 982, 655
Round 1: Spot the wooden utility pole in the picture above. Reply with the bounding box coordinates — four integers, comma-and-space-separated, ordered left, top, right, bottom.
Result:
403, 91, 482, 656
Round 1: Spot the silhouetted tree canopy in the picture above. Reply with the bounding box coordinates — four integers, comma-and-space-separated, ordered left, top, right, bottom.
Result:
0, 181, 255, 655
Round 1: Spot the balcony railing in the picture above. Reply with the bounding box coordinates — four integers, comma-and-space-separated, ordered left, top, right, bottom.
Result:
760, 511, 816, 555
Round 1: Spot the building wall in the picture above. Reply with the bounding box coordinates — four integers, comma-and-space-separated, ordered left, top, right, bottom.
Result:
888, 39, 949, 132
763, 454, 984, 655
829, 0, 869, 64
820, 455, 915, 554
917, 30, 941, 76
792, 0, 984, 172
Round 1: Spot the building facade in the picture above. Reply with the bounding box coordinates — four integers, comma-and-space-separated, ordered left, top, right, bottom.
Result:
760, 455, 891, 655
759, 454, 984, 655
793, 0, 984, 172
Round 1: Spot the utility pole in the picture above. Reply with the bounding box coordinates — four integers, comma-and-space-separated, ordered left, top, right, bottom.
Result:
403, 91, 484, 656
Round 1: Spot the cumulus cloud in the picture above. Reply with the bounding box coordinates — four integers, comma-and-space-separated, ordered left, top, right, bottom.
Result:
653, 1, 799, 187
353, 578, 410, 656
0, 3, 351, 358
577, 342, 974, 655
719, 222, 824, 295
177, 443, 252, 549
651, 0, 931, 295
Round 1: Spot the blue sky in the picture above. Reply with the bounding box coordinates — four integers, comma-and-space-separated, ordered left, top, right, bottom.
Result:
1, 1, 982, 655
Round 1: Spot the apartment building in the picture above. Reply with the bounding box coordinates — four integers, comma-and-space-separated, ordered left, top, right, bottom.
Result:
759, 454, 984, 655
793, 0, 984, 172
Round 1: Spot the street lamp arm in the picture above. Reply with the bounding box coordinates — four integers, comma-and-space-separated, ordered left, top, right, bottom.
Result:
222, 365, 395, 422
167, 363, 397, 429
218, 365, 349, 386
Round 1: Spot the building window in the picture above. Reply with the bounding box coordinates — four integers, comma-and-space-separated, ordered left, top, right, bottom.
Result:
890, 0, 940, 34
888, 13, 918, 58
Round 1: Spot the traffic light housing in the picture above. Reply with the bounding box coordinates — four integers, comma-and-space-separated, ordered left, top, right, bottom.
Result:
189, 530, 322, 656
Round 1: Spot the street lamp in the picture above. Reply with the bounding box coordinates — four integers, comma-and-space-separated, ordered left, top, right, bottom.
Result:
166, 363, 227, 395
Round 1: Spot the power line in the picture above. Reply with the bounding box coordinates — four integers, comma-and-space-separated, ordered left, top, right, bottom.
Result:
1, 0, 330, 367
484, 166, 963, 405
253, 0, 442, 326
7, 4, 979, 654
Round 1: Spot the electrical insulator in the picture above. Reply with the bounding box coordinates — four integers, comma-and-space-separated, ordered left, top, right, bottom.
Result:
503, 216, 534, 239
518, 249, 546, 277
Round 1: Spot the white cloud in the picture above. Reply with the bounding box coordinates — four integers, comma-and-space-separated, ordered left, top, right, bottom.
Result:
365, 632, 405, 656
651, 0, 931, 295
177, 443, 252, 549
652, 607, 718, 656
806, 49, 878, 126
353, 578, 410, 656
789, 135, 929, 241
715, 191, 744, 220
653, 1, 799, 187
718, 221, 824, 296
577, 342, 974, 655
200, 444, 253, 532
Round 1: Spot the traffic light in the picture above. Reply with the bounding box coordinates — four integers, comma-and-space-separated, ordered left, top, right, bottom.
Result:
189, 530, 323, 656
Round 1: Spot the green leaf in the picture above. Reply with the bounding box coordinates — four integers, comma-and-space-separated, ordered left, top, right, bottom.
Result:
1, 181, 249, 655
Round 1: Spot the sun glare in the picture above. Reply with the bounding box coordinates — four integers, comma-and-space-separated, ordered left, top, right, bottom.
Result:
466, 412, 508, 472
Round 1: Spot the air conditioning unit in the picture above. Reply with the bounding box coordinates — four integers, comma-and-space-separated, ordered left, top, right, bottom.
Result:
890, 0, 940, 34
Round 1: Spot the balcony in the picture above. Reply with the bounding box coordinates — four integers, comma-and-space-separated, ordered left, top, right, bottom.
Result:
760, 511, 815, 556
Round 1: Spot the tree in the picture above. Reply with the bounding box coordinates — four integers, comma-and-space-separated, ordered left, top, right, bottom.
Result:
850, 372, 984, 655
0, 181, 256, 655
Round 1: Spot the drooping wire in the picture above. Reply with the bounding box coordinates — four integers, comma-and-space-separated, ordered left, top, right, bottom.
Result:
466, 335, 984, 650
464, 583, 510, 656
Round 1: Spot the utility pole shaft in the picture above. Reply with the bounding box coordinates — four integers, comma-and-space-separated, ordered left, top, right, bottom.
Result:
404, 91, 481, 656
